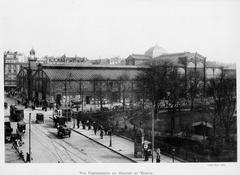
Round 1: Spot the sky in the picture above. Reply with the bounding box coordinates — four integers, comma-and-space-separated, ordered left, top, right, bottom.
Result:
1, 0, 240, 63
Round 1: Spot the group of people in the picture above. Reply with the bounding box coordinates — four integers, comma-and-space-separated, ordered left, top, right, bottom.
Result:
31, 98, 48, 111
73, 117, 112, 139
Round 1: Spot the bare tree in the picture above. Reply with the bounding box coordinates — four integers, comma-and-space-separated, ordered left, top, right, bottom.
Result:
136, 62, 169, 120
187, 70, 202, 111
92, 75, 105, 111
207, 72, 236, 142
165, 66, 186, 135
137, 62, 186, 135
117, 74, 130, 112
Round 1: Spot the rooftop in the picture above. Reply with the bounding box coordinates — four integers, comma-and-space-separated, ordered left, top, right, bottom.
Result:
42, 67, 142, 81
144, 45, 168, 58
41, 63, 148, 69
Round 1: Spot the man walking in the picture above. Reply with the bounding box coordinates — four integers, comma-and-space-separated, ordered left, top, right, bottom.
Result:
93, 122, 97, 135
77, 117, 80, 129
156, 148, 161, 163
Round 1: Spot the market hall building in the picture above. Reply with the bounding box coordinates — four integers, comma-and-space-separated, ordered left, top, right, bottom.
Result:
16, 46, 236, 109
17, 63, 147, 110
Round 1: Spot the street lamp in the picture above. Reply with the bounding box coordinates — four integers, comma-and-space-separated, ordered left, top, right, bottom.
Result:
151, 103, 155, 163
109, 129, 112, 147
28, 113, 32, 163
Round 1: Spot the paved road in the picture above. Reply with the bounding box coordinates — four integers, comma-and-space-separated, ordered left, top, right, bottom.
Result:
5, 96, 132, 163
24, 118, 133, 163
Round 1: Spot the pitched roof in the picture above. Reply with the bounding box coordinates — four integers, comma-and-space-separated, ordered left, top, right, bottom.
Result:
41, 63, 147, 69
42, 66, 145, 81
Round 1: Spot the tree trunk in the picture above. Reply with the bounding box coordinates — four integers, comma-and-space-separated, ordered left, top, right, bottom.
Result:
171, 114, 175, 136
213, 114, 216, 141
225, 125, 230, 143
142, 93, 145, 111
100, 96, 103, 111
191, 97, 194, 111
122, 91, 125, 112
154, 101, 158, 119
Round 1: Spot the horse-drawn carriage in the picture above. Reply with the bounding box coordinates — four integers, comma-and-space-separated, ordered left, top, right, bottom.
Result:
5, 118, 13, 142
36, 113, 44, 124
10, 105, 24, 122
53, 109, 71, 138
57, 125, 71, 138
16, 121, 26, 136
4, 102, 8, 109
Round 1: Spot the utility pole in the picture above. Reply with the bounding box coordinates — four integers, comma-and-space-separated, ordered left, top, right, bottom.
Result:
65, 79, 67, 108
29, 113, 31, 163
152, 103, 154, 163
109, 129, 112, 147
66, 79, 68, 121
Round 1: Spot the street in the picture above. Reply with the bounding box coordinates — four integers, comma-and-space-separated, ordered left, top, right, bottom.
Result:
5, 96, 132, 163
22, 118, 132, 163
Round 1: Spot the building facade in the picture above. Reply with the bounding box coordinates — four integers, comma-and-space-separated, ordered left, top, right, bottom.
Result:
17, 63, 147, 110
4, 51, 28, 91
44, 54, 88, 64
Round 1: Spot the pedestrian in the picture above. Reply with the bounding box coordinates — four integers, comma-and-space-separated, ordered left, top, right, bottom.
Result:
72, 116, 75, 128
82, 121, 85, 129
93, 122, 97, 135
89, 119, 93, 130
86, 120, 90, 130
94, 126, 97, 135
104, 127, 108, 135
26, 152, 30, 163
100, 128, 104, 139
156, 148, 161, 163
143, 143, 149, 161
77, 118, 80, 128
19, 151, 24, 160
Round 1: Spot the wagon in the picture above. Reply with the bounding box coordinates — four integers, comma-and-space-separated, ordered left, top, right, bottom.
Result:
36, 113, 44, 123
10, 105, 24, 122
5, 118, 13, 142
17, 121, 26, 134
4, 102, 8, 109
57, 125, 71, 138
53, 116, 67, 128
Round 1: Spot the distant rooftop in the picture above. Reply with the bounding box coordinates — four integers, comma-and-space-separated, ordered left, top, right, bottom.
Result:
144, 45, 167, 58
41, 63, 148, 69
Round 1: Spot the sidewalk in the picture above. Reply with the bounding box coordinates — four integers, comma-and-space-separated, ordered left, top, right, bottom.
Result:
71, 123, 182, 163
5, 143, 25, 163
4, 95, 181, 163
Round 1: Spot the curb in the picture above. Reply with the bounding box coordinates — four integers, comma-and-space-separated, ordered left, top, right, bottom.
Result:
71, 129, 137, 163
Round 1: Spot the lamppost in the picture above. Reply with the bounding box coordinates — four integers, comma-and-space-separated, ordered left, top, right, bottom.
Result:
29, 113, 31, 163
151, 103, 155, 163
65, 73, 72, 121
109, 128, 112, 147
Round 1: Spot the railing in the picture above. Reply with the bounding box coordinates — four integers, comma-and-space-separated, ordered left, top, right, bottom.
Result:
72, 111, 237, 162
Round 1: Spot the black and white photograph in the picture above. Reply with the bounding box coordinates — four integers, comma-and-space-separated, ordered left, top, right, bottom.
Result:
1, 0, 239, 174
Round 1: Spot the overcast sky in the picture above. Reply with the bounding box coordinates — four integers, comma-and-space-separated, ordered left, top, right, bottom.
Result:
1, 0, 240, 63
